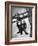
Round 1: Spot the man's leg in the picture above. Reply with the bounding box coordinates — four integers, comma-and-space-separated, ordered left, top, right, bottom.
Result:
17, 28, 22, 34
17, 29, 20, 34
18, 29, 23, 35
17, 31, 20, 33
24, 30, 28, 35
20, 30, 23, 35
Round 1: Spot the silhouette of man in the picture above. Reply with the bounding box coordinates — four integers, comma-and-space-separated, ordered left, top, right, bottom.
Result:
17, 20, 28, 35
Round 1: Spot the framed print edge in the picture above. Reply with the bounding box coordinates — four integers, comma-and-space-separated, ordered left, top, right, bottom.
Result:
5, 1, 37, 45
5, 2, 9, 45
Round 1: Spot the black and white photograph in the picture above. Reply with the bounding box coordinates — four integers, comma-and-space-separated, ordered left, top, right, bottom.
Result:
11, 6, 32, 38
